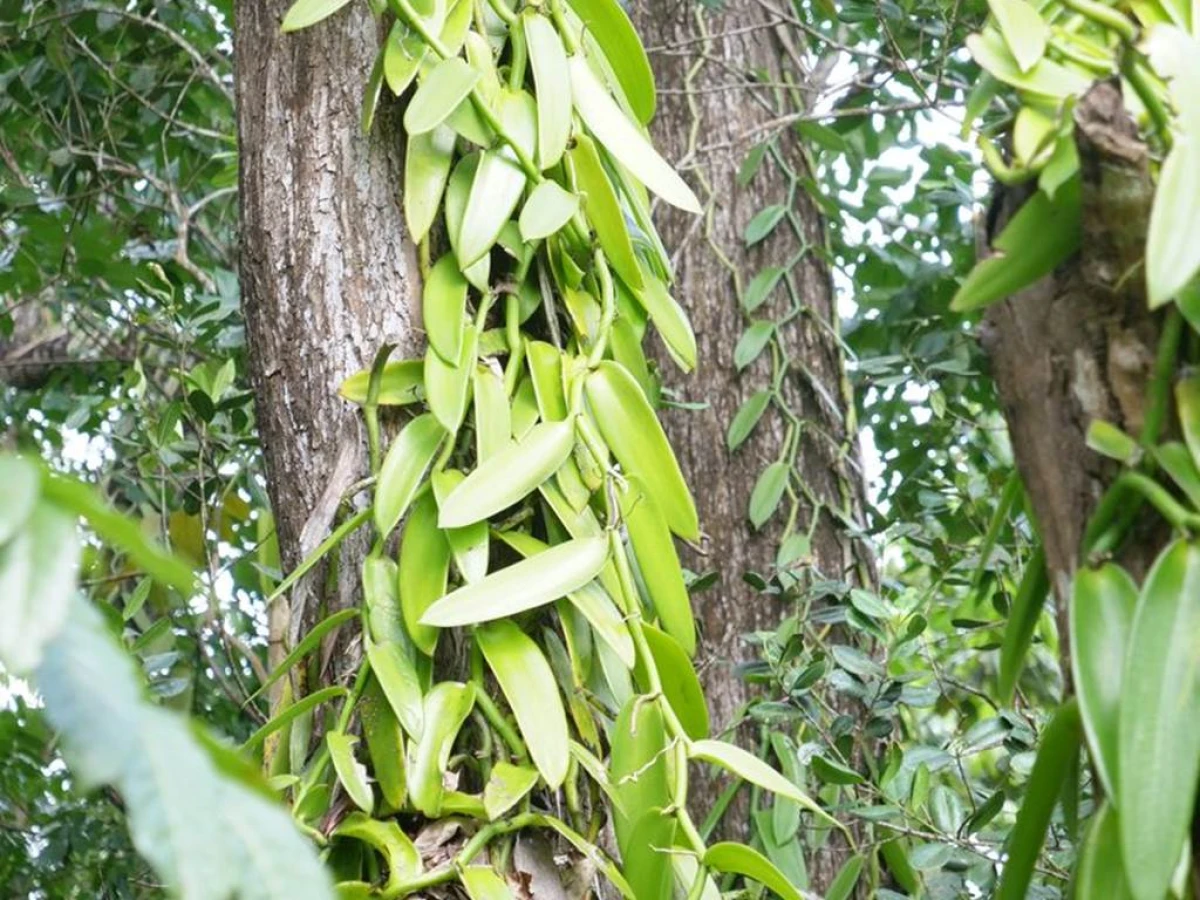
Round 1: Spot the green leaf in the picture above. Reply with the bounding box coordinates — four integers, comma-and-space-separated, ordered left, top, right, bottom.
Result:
565, 0, 656, 124
997, 545, 1049, 703
364, 552, 402, 644
630, 275, 697, 373
703, 843, 802, 900
727, 391, 771, 452
1153, 441, 1200, 508
811, 754, 864, 785
526, 340, 569, 421
0, 455, 39, 545
1118, 539, 1200, 900
405, 125, 456, 243
422, 536, 608, 627
339, 360, 424, 406
0, 504, 79, 674
640, 624, 708, 739
586, 361, 699, 540
384, 21, 427, 96
366, 640, 424, 739
519, 180, 580, 241
1146, 137, 1200, 308
951, 175, 1081, 311
281, 0, 353, 32
734, 320, 774, 370
568, 134, 644, 291
568, 56, 700, 214
1070, 563, 1136, 800
425, 322, 478, 432
622, 811, 676, 900
328, 732, 374, 813
690, 739, 840, 830
825, 854, 865, 900
432, 470, 489, 583
458, 91, 535, 267
620, 478, 695, 655
460, 866, 515, 900
743, 267, 785, 312
524, 13, 572, 169
473, 363, 513, 462
744, 205, 786, 246
424, 254, 469, 363
1086, 419, 1140, 463
359, 679, 407, 810
749, 461, 789, 530
438, 420, 575, 527
399, 491, 451, 656
333, 814, 421, 891
248, 609, 358, 703
1178, 372, 1200, 470
243, 686, 348, 751
1077, 803, 1135, 900
374, 413, 444, 538
610, 696, 672, 854
409, 681, 476, 816
477, 620, 570, 788
987, 0, 1048, 72
965, 28, 1092, 97
996, 699, 1081, 900
405, 57, 480, 135
361, 49, 387, 135
483, 761, 539, 820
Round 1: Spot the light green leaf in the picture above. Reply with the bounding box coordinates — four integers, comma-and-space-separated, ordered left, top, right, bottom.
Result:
749, 461, 788, 530
630, 275, 696, 372
997, 545, 1049, 703
996, 700, 1081, 900
366, 640, 424, 739
281, 0, 352, 32
1146, 137, 1200, 308
248, 609, 358, 703
473, 364, 512, 462
460, 866, 515, 900
432, 470, 489, 583
334, 813, 421, 891
1077, 803, 1135, 900
408, 681, 476, 816
243, 687, 348, 751
483, 761, 539, 820
399, 492, 451, 656
826, 854, 865, 900
477, 620, 570, 788
519, 180, 580, 241
610, 697, 672, 850
424, 322, 478, 433
568, 134, 644, 290
1152, 441, 1200, 508
374, 413, 444, 538
987, 0, 1048, 72
526, 340, 569, 421
524, 13, 572, 169
1086, 419, 1140, 463
328, 733, 374, 813
965, 29, 1092, 98
1178, 372, 1200, 470
586, 361, 698, 540
1070, 563, 1136, 799
363, 554, 402, 644
565, 0, 655, 124
689, 739, 840, 830
438, 420, 575, 528
620, 478, 695, 655
438, 0, 472, 54
568, 55, 700, 214
0, 455, 38, 545
384, 22, 426, 96
445, 153, 492, 290
421, 536, 608, 627
703, 843, 802, 900
734, 320, 774, 371
1118, 540, 1200, 900
405, 58, 480, 136
424, 254, 469, 364
622, 811, 676, 900
639, 624, 707, 739
339, 359, 423, 406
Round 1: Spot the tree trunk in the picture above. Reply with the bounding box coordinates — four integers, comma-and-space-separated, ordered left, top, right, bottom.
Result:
633, 0, 873, 885
235, 2, 421, 684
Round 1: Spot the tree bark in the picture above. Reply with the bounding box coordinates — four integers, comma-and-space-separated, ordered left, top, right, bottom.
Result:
235, 2, 421, 681
634, 0, 873, 885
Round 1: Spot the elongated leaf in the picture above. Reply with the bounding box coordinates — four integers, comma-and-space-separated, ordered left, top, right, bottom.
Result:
243, 686, 348, 751
339, 359, 423, 406
996, 699, 1081, 900
586, 361, 698, 539
526, 340, 568, 420
640, 624, 707, 739
568, 134, 644, 290
1077, 803, 1135, 900
1146, 137, 1200, 308
631, 275, 696, 372
432, 470, 489, 583
363, 554, 402, 644
334, 813, 421, 890
328, 732, 373, 813
620, 478, 695, 655
249, 609, 357, 703
826, 855, 865, 900
519, 179, 579, 241
477, 620, 570, 788
473, 363, 512, 461
704, 843, 801, 900
734, 320, 774, 371
1152, 441, 1200, 509
965, 28, 1092, 98
728, 391, 771, 451
366, 640, 424, 739
483, 761, 539, 820
565, 0, 655, 124
405, 58, 479, 135
749, 461, 788, 530
690, 739, 839, 830
458, 91, 535, 267
1178, 372, 1200, 469
375, 414, 443, 537
281, 0, 352, 32
997, 545, 1049, 703
438, 420, 575, 527
399, 492, 450, 656
1070, 563, 1135, 799
988, 0, 1048, 72
409, 681, 476, 816
445, 153, 492, 290
0, 455, 38, 545
568, 56, 699, 214
461, 866, 515, 900
405, 125, 455, 243
610, 696, 671, 851
524, 13, 572, 169
951, 174, 1081, 312
384, 21, 426, 96
743, 267, 785, 312
1118, 539, 1200, 900
422, 537, 608, 626
623, 811, 676, 900
424, 254, 469, 363
425, 323, 478, 433
359, 679, 406, 810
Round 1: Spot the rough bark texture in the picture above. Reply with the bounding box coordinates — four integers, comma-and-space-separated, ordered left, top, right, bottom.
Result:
981, 83, 1164, 683
633, 0, 873, 883
235, 2, 421, 678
